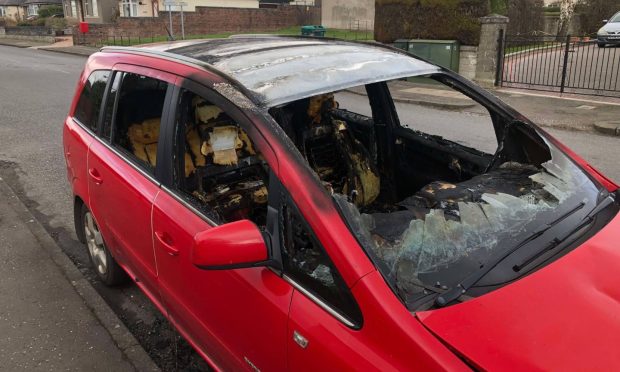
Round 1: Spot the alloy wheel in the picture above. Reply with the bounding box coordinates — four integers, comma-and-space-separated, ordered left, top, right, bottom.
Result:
84, 211, 108, 276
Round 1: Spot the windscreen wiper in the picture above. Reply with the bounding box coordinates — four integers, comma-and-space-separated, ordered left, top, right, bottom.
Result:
513, 195, 616, 272
435, 199, 591, 307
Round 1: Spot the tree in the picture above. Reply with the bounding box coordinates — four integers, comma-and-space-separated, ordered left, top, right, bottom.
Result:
557, 0, 577, 35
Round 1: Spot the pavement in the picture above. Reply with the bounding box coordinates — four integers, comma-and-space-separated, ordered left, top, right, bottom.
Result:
0, 177, 159, 371
0, 37, 99, 56
0, 38, 52, 48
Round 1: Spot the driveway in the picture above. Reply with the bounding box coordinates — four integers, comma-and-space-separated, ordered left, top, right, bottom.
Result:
502, 42, 620, 96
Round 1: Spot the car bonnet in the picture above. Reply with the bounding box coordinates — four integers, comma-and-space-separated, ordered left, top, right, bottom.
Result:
602, 22, 620, 33
416, 210, 620, 370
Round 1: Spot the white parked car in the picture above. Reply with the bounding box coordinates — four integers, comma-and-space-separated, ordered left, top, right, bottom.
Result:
598, 11, 620, 47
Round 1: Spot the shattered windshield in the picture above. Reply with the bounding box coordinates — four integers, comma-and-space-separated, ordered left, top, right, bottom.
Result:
268, 74, 603, 311
336, 143, 599, 308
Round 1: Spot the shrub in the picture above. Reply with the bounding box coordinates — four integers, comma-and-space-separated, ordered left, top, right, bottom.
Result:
375, 0, 490, 45
45, 17, 67, 31
38, 5, 64, 18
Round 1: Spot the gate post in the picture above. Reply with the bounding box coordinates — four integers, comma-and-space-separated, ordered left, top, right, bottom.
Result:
475, 14, 509, 88
495, 28, 505, 87
560, 34, 572, 93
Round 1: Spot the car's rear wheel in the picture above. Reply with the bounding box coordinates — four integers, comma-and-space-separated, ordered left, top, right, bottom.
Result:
81, 205, 128, 286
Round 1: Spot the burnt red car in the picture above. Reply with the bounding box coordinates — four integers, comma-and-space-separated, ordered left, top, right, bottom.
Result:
64, 36, 620, 370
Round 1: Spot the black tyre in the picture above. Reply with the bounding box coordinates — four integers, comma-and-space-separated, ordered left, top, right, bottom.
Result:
598, 42, 606, 48
81, 204, 128, 286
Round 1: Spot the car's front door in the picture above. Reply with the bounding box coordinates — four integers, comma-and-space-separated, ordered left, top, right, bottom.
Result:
88, 65, 175, 302
152, 79, 292, 370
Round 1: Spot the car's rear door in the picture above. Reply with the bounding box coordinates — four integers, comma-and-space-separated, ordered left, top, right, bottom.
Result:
87, 64, 175, 305
65, 69, 107, 213
152, 78, 292, 370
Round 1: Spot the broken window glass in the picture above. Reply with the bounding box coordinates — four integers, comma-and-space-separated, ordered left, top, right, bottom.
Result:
281, 198, 362, 326
174, 89, 269, 226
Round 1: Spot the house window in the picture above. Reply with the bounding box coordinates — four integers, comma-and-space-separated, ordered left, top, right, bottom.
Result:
84, 0, 98, 17
27, 4, 39, 16
70, 0, 77, 18
121, 0, 137, 17
0, 6, 6, 17
63, 0, 71, 17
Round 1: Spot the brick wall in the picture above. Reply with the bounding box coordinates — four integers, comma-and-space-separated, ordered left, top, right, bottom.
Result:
74, 5, 320, 46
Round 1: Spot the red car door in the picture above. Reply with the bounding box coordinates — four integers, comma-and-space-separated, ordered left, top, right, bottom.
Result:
152, 81, 292, 370
87, 65, 175, 303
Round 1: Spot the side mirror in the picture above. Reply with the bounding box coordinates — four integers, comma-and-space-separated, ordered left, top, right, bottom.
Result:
603, 19, 609, 24
192, 220, 270, 270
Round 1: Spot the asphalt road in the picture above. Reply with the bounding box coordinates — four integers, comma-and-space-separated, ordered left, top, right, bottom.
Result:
0, 46, 619, 370
502, 42, 620, 96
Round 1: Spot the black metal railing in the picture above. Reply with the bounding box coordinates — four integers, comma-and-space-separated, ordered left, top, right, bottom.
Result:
75, 32, 164, 48
498, 34, 620, 97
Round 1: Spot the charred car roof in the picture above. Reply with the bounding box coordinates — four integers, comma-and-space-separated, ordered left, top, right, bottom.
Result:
106, 36, 441, 107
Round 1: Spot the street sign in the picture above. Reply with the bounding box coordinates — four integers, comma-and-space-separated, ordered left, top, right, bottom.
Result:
163, 1, 188, 40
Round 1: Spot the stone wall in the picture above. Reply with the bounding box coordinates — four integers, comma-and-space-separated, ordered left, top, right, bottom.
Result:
0, 27, 56, 42
458, 46, 478, 80
74, 4, 320, 45
5, 26, 53, 36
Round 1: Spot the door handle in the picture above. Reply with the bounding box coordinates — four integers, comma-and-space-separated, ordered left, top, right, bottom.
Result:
88, 168, 103, 185
293, 330, 308, 349
155, 231, 180, 257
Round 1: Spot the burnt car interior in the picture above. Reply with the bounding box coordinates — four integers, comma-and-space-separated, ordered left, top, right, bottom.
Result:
269, 76, 551, 220
266, 74, 603, 309
175, 90, 269, 226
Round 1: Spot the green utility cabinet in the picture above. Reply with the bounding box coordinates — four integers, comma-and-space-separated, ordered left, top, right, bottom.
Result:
408, 39, 460, 72
393, 39, 410, 51
301, 25, 326, 37
395, 39, 460, 72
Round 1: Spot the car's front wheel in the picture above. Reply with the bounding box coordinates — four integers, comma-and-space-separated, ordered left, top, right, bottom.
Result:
597, 42, 606, 48
81, 204, 128, 286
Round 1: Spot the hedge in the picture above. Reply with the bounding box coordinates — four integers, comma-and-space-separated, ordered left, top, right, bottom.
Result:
374, 0, 490, 46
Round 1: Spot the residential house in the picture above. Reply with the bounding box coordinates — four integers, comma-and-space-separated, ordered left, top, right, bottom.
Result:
121, 0, 259, 18
62, 0, 118, 23
62, 0, 259, 23
0, 0, 25, 21
1, 0, 61, 21
23, 0, 61, 17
